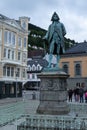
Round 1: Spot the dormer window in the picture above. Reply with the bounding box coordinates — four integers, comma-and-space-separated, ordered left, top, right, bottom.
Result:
37, 64, 41, 71
28, 66, 31, 71
32, 65, 36, 71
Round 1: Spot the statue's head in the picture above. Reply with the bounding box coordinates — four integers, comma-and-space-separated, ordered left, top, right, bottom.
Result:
51, 12, 60, 21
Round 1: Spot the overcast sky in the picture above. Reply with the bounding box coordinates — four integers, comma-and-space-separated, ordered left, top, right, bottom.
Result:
0, 0, 87, 42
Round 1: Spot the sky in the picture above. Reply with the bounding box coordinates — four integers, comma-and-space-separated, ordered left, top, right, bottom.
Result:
0, 0, 87, 42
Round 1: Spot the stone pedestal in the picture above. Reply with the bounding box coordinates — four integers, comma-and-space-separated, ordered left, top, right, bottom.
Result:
37, 68, 70, 115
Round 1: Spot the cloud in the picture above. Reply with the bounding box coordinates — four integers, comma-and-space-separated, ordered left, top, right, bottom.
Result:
0, 0, 87, 42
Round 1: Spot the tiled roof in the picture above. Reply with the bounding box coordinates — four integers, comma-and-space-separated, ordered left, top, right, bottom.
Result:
27, 58, 48, 68
65, 42, 87, 54
28, 49, 45, 58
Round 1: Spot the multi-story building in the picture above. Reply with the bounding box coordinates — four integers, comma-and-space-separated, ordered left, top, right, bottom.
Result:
60, 41, 87, 89
0, 14, 29, 98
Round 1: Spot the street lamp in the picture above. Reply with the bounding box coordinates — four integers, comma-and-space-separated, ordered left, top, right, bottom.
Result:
15, 67, 18, 101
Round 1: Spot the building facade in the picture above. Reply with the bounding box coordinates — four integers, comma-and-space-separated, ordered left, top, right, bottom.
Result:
25, 50, 48, 90
0, 14, 29, 98
60, 42, 87, 89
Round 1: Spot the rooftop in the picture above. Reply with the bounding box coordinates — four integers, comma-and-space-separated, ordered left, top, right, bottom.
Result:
65, 41, 87, 54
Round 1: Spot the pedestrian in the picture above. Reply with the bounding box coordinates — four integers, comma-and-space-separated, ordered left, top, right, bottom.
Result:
79, 86, 84, 103
68, 89, 73, 102
85, 91, 87, 103
75, 87, 80, 102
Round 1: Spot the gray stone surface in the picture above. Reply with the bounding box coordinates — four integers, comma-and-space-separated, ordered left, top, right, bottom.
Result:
37, 70, 70, 115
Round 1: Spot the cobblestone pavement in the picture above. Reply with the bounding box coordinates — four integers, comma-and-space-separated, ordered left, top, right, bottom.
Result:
0, 96, 87, 130
0, 98, 22, 105
0, 98, 39, 130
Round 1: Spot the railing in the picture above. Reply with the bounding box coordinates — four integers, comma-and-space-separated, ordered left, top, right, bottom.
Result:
17, 114, 87, 130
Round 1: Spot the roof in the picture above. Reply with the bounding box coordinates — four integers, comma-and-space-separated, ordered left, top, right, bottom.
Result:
65, 42, 87, 54
0, 14, 10, 20
27, 58, 48, 68
28, 49, 45, 58
0, 14, 25, 31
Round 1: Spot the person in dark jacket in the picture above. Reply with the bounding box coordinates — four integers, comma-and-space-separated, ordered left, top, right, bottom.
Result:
79, 86, 84, 103
68, 89, 73, 102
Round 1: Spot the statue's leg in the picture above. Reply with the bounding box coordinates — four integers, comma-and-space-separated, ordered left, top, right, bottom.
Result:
56, 44, 60, 68
47, 41, 54, 68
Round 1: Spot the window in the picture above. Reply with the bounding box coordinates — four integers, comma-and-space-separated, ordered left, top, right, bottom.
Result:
24, 37, 27, 47
22, 21, 26, 29
63, 64, 68, 74
32, 74, 35, 79
23, 52, 27, 62
32, 65, 36, 71
62, 62, 69, 74
7, 67, 10, 76
12, 50, 14, 60
16, 68, 20, 77
4, 48, 15, 60
9, 32, 11, 43
3, 66, 15, 77
4, 48, 7, 58
8, 50, 10, 58
4, 30, 16, 45
4, 31, 8, 43
12, 33, 15, 45
75, 63, 81, 76
37, 65, 40, 71
18, 52, 21, 60
22, 69, 26, 78
18, 37, 22, 47
28, 66, 31, 71
3, 66, 6, 76
11, 67, 14, 77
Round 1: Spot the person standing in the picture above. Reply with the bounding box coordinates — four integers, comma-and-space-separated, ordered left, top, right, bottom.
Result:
79, 86, 84, 103
85, 91, 87, 103
75, 87, 80, 102
68, 89, 73, 102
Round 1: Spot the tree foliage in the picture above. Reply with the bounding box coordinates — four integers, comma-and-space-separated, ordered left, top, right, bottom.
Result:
28, 23, 77, 51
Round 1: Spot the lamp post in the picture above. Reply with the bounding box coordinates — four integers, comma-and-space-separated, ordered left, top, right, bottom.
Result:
15, 68, 18, 101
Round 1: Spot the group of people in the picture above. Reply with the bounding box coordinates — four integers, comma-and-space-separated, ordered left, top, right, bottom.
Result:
68, 86, 87, 103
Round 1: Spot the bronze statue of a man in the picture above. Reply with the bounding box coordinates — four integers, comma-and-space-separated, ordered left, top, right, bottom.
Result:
43, 12, 66, 68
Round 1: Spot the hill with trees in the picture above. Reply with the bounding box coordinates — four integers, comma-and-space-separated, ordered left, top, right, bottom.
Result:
28, 23, 77, 52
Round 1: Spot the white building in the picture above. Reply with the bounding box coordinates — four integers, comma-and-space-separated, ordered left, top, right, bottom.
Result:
26, 57, 48, 90
0, 14, 29, 98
